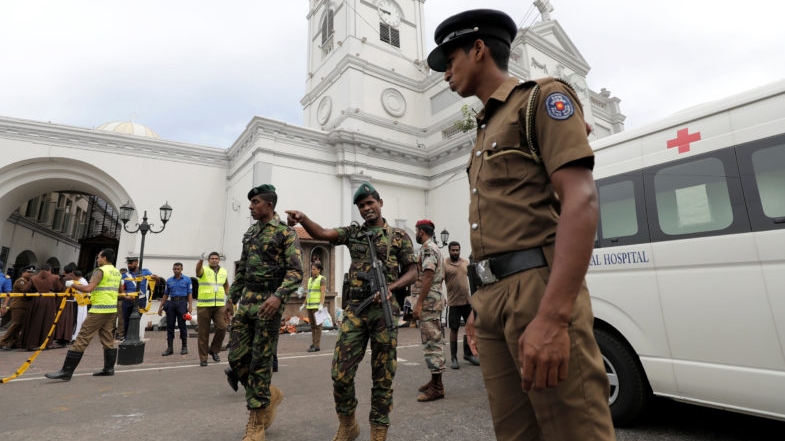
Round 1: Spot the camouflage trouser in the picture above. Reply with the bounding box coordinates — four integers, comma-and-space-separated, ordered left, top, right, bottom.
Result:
419, 309, 445, 373
332, 301, 398, 425
228, 291, 280, 410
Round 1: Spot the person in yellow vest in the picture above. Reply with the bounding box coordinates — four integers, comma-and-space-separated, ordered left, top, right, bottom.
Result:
46, 248, 124, 381
195, 251, 229, 367
302, 261, 326, 352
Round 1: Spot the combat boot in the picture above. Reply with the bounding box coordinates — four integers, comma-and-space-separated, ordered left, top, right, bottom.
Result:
242, 408, 266, 441
93, 348, 117, 376
180, 341, 188, 355
261, 385, 284, 429
370, 424, 389, 441
463, 335, 480, 366
162, 341, 174, 356
418, 378, 432, 392
450, 341, 459, 369
331, 412, 360, 441
45, 350, 83, 381
417, 373, 445, 402
225, 366, 239, 392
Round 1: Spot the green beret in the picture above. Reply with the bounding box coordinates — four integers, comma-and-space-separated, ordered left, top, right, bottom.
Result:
353, 182, 378, 204
247, 184, 277, 200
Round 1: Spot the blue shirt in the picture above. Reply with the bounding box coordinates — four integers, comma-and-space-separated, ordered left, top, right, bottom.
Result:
123, 268, 153, 307
0, 275, 11, 293
165, 275, 192, 299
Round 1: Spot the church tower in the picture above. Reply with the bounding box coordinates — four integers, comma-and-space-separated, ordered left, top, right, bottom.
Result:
302, 0, 431, 146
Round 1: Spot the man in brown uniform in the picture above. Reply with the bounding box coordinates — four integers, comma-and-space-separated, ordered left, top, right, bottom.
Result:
427, 9, 616, 441
0, 266, 35, 350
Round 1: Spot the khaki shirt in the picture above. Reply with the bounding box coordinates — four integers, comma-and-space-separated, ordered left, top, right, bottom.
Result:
467, 77, 594, 260
443, 257, 471, 306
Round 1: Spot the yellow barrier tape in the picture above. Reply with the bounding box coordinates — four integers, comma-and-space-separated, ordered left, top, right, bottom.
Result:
1, 289, 72, 384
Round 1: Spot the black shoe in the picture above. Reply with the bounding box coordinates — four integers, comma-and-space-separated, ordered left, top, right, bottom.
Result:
225, 367, 239, 392
162, 348, 174, 356
306, 346, 320, 352
0, 346, 13, 351
464, 353, 480, 366
200, 361, 208, 367
181, 347, 188, 355
209, 351, 220, 362
450, 357, 460, 369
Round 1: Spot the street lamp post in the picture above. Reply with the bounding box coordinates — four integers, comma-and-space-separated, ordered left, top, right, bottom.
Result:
439, 229, 450, 248
117, 201, 173, 365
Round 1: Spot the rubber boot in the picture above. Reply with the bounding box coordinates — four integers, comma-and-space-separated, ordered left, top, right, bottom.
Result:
463, 336, 480, 365
162, 341, 174, 356
45, 350, 83, 381
450, 341, 459, 369
331, 413, 360, 441
417, 373, 445, 402
261, 385, 284, 429
242, 408, 266, 441
370, 424, 389, 441
93, 348, 117, 376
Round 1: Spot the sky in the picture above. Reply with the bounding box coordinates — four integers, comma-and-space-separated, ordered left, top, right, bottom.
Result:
1, 0, 784, 148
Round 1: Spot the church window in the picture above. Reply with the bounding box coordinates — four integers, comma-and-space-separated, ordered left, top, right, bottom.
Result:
380, 23, 400, 48
321, 9, 335, 56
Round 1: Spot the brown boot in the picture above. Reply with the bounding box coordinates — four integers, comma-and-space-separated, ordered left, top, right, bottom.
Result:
370, 424, 389, 441
242, 408, 266, 441
417, 373, 445, 402
417, 378, 432, 392
331, 413, 360, 441
261, 385, 284, 429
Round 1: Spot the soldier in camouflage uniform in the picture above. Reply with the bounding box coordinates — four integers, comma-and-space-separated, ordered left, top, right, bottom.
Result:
411, 219, 446, 402
286, 181, 418, 441
225, 184, 304, 441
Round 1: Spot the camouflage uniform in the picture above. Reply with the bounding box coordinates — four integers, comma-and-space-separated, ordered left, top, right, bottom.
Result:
331, 220, 417, 425
418, 237, 445, 373
228, 214, 303, 410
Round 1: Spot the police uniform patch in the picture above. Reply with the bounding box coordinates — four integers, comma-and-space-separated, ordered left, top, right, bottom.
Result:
545, 92, 574, 120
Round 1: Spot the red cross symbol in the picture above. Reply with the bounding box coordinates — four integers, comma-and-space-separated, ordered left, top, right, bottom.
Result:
667, 128, 701, 154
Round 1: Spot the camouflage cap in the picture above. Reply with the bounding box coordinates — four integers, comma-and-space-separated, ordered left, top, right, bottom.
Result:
353, 181, 378, 204
247, 184, 277, 201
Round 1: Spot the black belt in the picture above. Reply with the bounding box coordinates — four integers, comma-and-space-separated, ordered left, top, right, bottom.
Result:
245, 280, 281, 292
472, 247, 547, 286
169, 297, 188, 301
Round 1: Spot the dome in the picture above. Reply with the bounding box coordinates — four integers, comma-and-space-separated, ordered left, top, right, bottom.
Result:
95, 121, 160, 138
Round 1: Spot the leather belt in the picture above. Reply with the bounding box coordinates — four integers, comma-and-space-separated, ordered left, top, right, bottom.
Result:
472, 247, 547, 286
245, 280, 281, 293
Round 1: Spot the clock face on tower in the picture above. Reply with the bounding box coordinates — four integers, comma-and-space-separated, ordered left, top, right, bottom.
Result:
377, 1, 401, 27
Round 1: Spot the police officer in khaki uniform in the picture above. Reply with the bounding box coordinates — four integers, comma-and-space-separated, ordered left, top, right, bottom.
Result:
428, 9, 616, 441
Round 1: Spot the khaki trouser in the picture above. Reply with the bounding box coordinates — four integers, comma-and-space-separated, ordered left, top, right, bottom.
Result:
307, 308, 322, 348
197, 305, 227, 362
471, 265, 616, 441
0, 303, 31, 348
71, 312, 117, 352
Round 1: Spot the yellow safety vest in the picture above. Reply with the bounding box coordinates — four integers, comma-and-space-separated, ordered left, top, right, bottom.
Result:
197, 265, 227, 307
306, 275, 324, 309
90, 264, 121, 314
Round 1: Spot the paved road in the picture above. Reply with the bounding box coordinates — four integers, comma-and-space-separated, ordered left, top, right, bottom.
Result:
1, 325, 782, 440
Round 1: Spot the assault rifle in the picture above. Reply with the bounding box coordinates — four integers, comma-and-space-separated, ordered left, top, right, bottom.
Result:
355, 231, 396, 331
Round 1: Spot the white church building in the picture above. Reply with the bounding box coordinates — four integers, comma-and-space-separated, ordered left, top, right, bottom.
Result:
0, 1, 624, 312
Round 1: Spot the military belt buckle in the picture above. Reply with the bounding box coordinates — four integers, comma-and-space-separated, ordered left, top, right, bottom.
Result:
474, 260, 498, 286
